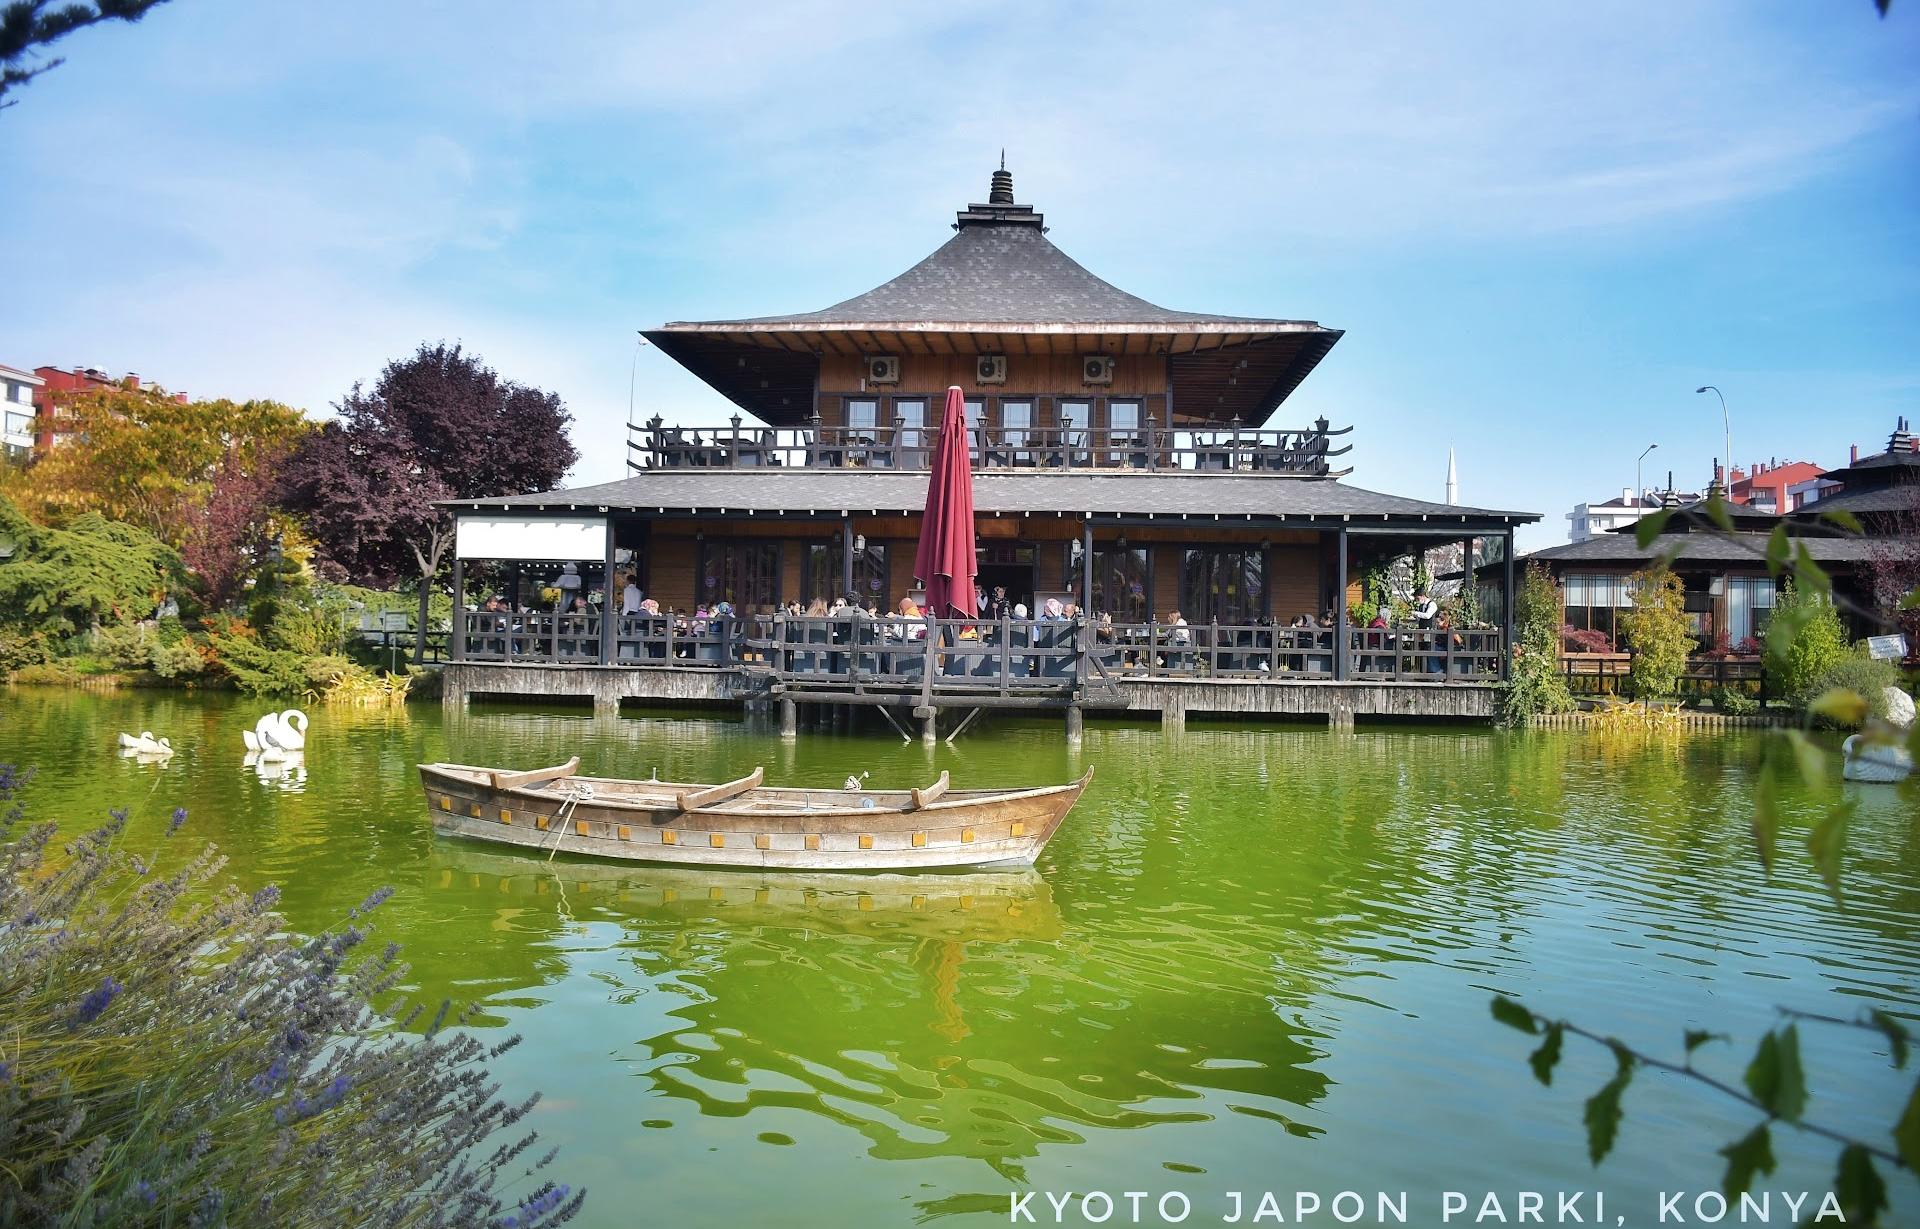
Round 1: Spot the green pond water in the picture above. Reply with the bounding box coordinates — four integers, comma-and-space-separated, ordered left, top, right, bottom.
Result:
2, 688, 1916, 1227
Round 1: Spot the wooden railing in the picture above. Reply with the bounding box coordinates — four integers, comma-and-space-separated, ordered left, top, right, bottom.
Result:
456, 610, 1503, 686
625, 414, 1353, 476
748, 614, 1086, 699
1348, 627, 1505, 684
1562, 652, 1768, 699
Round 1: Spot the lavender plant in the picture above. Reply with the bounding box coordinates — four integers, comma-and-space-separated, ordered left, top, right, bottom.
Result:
0, 766, 583, 1227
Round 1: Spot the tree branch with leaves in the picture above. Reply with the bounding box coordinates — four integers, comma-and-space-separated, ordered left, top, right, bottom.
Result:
0, 0, 171, 107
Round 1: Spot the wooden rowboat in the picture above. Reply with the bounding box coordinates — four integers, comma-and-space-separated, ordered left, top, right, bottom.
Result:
418, 758, 1092, 871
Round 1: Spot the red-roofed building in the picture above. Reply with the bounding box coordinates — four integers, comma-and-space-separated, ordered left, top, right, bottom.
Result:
30, 365, 187, 453
1713, 458, 1826, 513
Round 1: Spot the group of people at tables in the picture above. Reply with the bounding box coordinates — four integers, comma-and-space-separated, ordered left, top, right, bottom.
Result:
470, 568, 1476, 677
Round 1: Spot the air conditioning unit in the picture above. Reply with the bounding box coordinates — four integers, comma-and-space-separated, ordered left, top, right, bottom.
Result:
867, 355, 902, 384
976, 354, 1008, 385
1082, 355, 1116, 385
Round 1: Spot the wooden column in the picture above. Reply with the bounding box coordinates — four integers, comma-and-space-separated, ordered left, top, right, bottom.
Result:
840, 514, 854, 599
449, 551, 465, 662
1502, 529, 1517, 682
1080, 520, 1094, 611
599, 518, 616, 665
1335, 528, 1350, 681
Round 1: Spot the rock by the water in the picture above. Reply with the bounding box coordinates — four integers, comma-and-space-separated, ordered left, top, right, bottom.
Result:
1885, 685, 1916, 731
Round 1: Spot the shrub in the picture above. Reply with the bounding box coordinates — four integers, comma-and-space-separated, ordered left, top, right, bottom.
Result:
1502, 563, 1575, 725
0, 628, 55, 679
205, 629, 313, 697
266, 591, 350, 659
0, 768, 584, 1227
1713, 686, 1759, 717
1764, 580, 1850, 707
7, 662, 81, 686
147, 636, 207, 680
90, 623, 156, 672
322, 668, 412, 708
304, 655, 357, 691
1805, 655, 1901, 729
1620, 566, 1692, 701
1560, 624, 1612, 654
1589, 695, 1686, 736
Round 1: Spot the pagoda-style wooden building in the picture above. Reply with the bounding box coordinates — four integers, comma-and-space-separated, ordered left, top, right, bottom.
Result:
442, 166, 1540, 733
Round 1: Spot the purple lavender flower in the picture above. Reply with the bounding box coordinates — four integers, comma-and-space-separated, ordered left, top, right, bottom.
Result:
134, 1179, 157, 1206
169, 806, 189, 834
249, 1056, 290, 1095
252, 884, 280, 910
501, 1183, 571, 1227
109, 806, 129, 823
0, 1060, 11, 1083
351, 884, 395, 917
70, 977, 125, 1029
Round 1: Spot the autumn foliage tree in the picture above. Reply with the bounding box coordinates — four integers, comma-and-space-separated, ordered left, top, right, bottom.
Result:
0, 387, 308, 610
3, 388, 308, 541
277, 343, 577, 659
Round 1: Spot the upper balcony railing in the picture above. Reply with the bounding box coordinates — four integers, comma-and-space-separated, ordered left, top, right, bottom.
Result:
625, 413, 1352, 476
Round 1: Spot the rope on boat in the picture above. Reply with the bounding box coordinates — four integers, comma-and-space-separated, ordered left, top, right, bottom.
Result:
542, 780, 595, 862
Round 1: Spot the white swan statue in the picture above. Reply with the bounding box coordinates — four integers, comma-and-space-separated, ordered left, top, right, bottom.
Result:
241, 709, 309, 753
241, 713, 276, 752
1843, 734, 1913, 784
272, 709, 308, 751
118, 731, 171, 755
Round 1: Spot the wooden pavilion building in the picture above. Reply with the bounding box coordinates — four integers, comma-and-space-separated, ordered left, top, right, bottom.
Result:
1527, 422, 1918, 694
442, 165, 1540, 735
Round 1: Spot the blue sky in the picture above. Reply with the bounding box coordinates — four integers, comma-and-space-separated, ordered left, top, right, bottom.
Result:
2, 2, 1915, 550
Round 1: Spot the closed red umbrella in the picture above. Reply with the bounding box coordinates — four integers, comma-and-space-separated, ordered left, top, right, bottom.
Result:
913, 386, 978, 620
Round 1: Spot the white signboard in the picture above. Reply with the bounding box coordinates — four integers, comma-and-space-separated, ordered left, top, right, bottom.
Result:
456, 515, 607, 562
1866, 633, 1908, 661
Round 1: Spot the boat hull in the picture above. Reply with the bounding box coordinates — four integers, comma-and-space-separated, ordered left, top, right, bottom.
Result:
418, 762, 1090, 872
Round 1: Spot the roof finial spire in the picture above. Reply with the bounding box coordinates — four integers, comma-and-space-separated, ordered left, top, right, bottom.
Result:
989, 155, 1015, 206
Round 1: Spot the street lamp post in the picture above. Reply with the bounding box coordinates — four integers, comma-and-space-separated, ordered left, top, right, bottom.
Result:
1696, 386, 1731, 494
1636, 443, 1658, 512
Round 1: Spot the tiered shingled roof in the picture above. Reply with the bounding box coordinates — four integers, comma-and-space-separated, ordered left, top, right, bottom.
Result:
644, 165, 1342, 426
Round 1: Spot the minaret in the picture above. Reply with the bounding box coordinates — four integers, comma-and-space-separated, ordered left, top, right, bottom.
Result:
1444, 448, 1458, 506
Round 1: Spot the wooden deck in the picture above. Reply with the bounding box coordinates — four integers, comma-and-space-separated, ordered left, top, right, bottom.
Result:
441, 660, 1500, 732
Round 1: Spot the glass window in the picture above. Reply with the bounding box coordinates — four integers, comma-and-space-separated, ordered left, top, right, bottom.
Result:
1561, 572, 1633, 649
845, 398, 878, 433
892, 398, 926, 468
998, 400, 1032, 462
1724, 576, 1775, 649
1096, 547, 1149, 623
805, 540, 888, 606
1058, 400, 1091, 464
1105, 400, 1141, 464
960, 398, 985, 463
1180, 548, 1265, 625
697, 540, 781, 613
